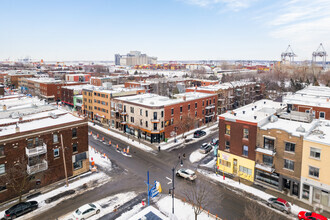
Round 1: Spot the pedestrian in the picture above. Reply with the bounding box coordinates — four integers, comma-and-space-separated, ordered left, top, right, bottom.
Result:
158, 145, 161, 152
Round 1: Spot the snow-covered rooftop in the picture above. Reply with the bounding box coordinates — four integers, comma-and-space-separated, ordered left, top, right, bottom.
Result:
186, 81, 256, 92
260, 117, 317, 137
283, 86, 330, 108
219, 99, 285, 124
115, 92, 215, 107
305, 120, 330, 146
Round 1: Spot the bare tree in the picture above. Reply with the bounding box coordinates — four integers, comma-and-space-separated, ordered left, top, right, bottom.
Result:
0, 157, 32, 202
244, 201, 277, 220
183, 182, 210, 220
174, 115, 197, 142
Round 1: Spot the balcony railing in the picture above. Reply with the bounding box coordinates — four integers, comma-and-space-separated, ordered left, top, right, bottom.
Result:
205, 105, 215, 110
255, 147, 276, 156
27, 160, 48, 175
25, 143, 47, 157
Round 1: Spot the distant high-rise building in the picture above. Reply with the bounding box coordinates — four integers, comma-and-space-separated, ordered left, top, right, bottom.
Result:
114, 51, 157, 66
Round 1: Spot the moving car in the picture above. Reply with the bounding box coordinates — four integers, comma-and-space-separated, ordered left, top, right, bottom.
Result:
176, 168, 197, 181
298, 211, 327, 220
199, 143, 212, 154
193, 130, 206, 138
210, 138, 219, 146
4, 201, 38, 219
72, 203, 101, 220
266, 197, 291, 214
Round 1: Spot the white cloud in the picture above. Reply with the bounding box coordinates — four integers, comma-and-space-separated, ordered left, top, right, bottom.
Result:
180, 0, 256, 11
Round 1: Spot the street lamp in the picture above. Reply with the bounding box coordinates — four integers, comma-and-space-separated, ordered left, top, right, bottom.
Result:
170, 156, 183, 214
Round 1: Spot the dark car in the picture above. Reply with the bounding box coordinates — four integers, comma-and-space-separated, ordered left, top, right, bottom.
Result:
298, 211, 327, 220
267, 197, 291, 214
4, 201, 38, 219
193, 130, 206, 138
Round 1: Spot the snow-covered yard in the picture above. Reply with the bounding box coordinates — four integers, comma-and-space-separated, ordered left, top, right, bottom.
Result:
189, 149, 212, 163
89, 122, 153, 153
198, 169, 309, 217
58, 192, 137, 220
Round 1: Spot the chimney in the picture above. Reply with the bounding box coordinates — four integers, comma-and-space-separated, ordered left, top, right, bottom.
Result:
15, 123, 20, 133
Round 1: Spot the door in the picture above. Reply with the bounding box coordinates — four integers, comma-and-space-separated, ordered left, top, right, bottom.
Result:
233, 159, 238, 174
321, 190, 329, 207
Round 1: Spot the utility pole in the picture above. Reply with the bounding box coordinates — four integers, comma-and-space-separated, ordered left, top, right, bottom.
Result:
60, 134, 69, 187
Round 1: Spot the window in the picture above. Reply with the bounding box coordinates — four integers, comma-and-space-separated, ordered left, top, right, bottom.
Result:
263, 155, 273, 166
124, 105, 126, 112
171, 118, 174, 125
310, 147, 321, 159
243, 128, 249, 139
72, 128, 77, 138
242, 145, 248, 156
319, 112, 325, 119
180, 106, 182, 113
161, 121, 164, 128
161, 111, 164, 117
146, 121, 148, 127
146, 110, 148, 117
153, 121, 158, 130
53, 148, 60, 158
225, 124, 231, 135
302, 184, 310, 200
73, 143, 78, 152
140, 109, 142, 116
225, 141, 230, 150
154, 112, 157, 120
188, 104, 190, 110
195, 102, 197, 108
264, 137, 274, 150
180, 116, 182, 120
0, 185, 6, 192
0, 164, 5, 175
219, 159, 231, 167
309, 166, 319, 178
171, 108, 174, 115
27, 139, 33, 148
130, 107, 134, 113
195, 111, 197, 117
0, 146, 4, 157
202, 110, 204, 115
213, 98, 215, 103
140, 119, 143, 126
239, 166, 252, 175
202, 101, 204, 106
130, 117, 134, 123
284, 159, 294, 171
206, 100, 208, 106
53, 134, 59, 143
73, 160, 83, 170
285, 142, 295, 153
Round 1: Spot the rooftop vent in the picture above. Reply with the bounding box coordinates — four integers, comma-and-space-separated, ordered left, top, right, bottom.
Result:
296, 125, 305, 133
15, 123, 20, 133
243, 111, 245, 114
264, 101, 266, 104
254, 116, 257, 120
269, 115, 278, 123
234, 113, 237, 116
252, 108, 254, 111
2, 104, 7, 111
49, 112, 58, 119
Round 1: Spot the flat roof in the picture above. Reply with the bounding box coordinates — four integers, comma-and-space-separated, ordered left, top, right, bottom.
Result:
186, 81, 256, 91
219, 99, 285, 124
305, 120, 330, 146
115, 92, 215, 107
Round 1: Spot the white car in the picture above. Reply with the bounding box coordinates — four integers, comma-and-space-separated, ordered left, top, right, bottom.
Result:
176, 168, 197, 181
72, 203, 101, 220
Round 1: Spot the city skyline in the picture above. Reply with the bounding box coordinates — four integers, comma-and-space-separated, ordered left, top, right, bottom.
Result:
1, 0, 329, 61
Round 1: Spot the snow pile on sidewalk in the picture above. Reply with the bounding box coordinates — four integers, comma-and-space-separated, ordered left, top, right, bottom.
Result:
89, 122, 153, 152
156, 195, 216, 220
2, 172, 111, 220
198, 169, 309, 216
59, 192, 137, 220
189, 149, 211, 163
89, 145, 112, 171
160, 123, 218, 151
200, 158, 216, 168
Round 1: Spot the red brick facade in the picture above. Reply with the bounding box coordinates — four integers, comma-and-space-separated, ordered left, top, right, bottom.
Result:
292, 104, 330, 120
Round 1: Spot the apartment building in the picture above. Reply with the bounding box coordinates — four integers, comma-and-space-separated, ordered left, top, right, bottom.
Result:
115, 51, 157, 66
217, 100, 285, 182
186, 81, 262, 115
82, 86, 145, 125
112, 92, 217, 143
301, 120, 330, 210
7, 72, 36, 89
61, 85, 94, 108
0, 97, 89, 202
90, 76, 124, 86
256, 116, 317, 197
283, 86, 330, 120
65, 74, 91, 82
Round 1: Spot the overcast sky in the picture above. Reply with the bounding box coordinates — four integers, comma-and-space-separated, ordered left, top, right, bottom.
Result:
1, 0, 329, 62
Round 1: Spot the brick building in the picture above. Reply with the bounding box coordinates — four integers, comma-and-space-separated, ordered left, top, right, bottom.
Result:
0, 73, 8, 84
112, 92, 217, 143
0, 97, 89, 202
65, 74, 91, 82
90, 76, 124, 87
7, 72, 35, 89
217, 100, 285, 182
61, 85, 94, 108
0, 85, 4, 96
283, 86, 330, 120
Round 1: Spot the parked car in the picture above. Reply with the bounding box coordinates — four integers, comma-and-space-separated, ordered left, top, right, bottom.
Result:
210, 138, 219, 146
298, 211, 327, 220
266, 197, 291, 214
176, 168, 197, 181
4, 201, 38, 219
193, 130, 206, 138
72, 203, 101, 220
199, 143, 212, 154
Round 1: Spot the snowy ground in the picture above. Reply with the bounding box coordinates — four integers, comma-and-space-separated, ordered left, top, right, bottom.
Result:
89, 122, 154, 153
160, 123, 218, 151
198, 169, 308, 218
89, 145, 112, 172
58, 192, 137, 220
200, 158, 217, 169
189, 148, 213, 163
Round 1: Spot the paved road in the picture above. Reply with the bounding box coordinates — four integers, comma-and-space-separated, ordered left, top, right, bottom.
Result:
32, 126, 289, 220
